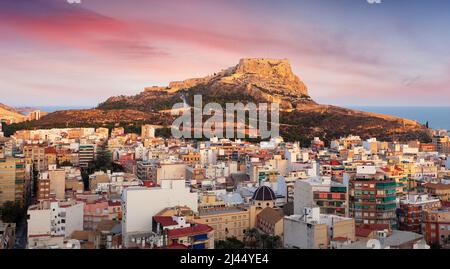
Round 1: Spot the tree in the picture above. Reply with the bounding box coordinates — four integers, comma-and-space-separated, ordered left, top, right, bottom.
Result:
425, 121, 429, 129
215, 237, 245, 249
94, 143, 113, 172
0, 201, 25, 224
155, 126, 172, 138
260, 233, 269, 249
112, 162, 125, 173
81, 168, 91, 191
59, 160, 73, 167
32, 164, 39, 200
263, 235, 282, 249
244, 228, 261, 249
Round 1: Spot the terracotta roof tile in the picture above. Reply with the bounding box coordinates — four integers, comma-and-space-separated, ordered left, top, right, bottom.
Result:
167, 224, 213, 238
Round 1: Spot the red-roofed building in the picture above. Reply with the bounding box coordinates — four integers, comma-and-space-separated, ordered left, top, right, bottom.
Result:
165, 224, 214, 249
152, 215, 214, 249
153, 216, 179, 227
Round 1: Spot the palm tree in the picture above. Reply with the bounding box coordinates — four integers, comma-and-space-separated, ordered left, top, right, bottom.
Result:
244, 228, 261, 249
264, 235, 282, 249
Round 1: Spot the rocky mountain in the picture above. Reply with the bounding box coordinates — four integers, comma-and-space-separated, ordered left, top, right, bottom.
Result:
0, 103, 26, 124
8, 58, 430, 143
98, 58, 315, 112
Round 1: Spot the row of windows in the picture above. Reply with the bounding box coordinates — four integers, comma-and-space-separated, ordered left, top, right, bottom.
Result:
430, 224, 450, 231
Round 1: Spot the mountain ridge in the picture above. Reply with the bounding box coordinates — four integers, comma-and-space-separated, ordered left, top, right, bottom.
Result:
3, 58, 430, 142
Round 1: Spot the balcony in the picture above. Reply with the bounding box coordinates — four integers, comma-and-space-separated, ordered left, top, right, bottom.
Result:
193, 234, 208, 241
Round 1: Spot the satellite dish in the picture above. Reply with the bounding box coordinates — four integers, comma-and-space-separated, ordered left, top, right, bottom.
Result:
366, 239, 381, 249
66, 239, 81, 249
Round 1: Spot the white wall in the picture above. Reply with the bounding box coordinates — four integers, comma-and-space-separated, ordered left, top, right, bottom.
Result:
283, 216, 311, 249
63, 202, 84, 238
122, 180, 198, 239
49, 169, 65, 200
293, 180, 315, 215
356, 165, 376, 175
157, 164, 186, 182
27, 209, 51, 236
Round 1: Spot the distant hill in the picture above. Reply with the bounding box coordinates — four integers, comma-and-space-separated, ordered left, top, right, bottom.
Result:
0, 103, 26, 124
10, 58, 431, 143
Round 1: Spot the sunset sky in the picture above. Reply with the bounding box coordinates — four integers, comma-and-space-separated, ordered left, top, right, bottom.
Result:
0, 0, 449, 107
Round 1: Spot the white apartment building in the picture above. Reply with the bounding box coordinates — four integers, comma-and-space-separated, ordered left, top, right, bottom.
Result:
284, 206, 355, 249
27, 200, 84, 248
95, 172, 141, 195
122, 179, 198, 247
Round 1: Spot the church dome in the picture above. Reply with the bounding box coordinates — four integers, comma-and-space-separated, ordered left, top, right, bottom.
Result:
252, 186, 276, 201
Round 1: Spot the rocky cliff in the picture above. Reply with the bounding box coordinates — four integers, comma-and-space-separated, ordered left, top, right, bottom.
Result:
99, 58, 314, 111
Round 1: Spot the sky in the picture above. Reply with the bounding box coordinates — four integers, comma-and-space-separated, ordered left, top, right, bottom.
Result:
0, 0, 449, 107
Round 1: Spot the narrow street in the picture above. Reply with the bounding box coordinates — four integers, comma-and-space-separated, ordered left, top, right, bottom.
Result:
13, 212, 27, 249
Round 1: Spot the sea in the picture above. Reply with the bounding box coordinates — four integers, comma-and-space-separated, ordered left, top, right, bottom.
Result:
347, 106, 450, 131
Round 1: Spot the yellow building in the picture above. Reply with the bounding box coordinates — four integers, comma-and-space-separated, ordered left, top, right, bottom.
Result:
194, 204, 251, 241
45, 147, 57, 166
0, 157, 26, 205
424, 183, 450, 202
141, 125, 155, 139
180, 152, 201, 166
24, 144, 46, 172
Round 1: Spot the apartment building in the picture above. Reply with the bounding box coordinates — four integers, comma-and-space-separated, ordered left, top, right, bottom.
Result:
121, 179, 198, 247
295, 177, 348, 217
424, 183, 450, 202
27, 199, 84, 248
284, 206, 355, 249
423, 209, 450, 248
24, 144, 46, 172
348, 167, 397, 228
78, 144, 95, 168
0, 157, 26, 205
398, 194, 441, 233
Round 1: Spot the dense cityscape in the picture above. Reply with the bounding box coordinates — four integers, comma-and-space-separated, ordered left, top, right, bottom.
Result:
1, 122, 449, 249
1, 1, 450, 262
